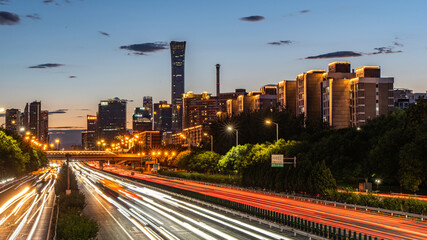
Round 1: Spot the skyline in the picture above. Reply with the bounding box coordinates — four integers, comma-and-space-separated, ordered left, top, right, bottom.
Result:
1, 0, 427, 130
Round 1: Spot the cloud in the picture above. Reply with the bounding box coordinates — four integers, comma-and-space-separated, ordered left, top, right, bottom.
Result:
78, 108, 90, 111
120, 42, 168, 55
370, 47, 402, 55
0, 0, 10, 5
48, 109, 68, 115
284, 9, 310, 17
239, 15, 265, 22
0, 11, 20, 25
69, 75, 77, 78
43, 0, 54, 4
26, 14, 41, 20
99, 31, 110, 37
0, 113, 5, 117
268, 40, 293, 46
305, 51, 363, 59
28, 63, 64, 68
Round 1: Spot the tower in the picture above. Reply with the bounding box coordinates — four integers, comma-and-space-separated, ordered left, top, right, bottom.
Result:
170, 41, 186, 132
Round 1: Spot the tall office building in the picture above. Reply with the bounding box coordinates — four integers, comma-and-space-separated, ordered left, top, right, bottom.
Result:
321, 62, 356, 129
82, 115, 97, 150
29, 101, 42, 140
153, 101, 172, 132
132, 107, 152, 134
349, 66, 394, 127
170, 41, 186, 132
5, 109, 20, 132
40, 110, 49, 143
97, 99, 127, 143
143, 96, 153, 116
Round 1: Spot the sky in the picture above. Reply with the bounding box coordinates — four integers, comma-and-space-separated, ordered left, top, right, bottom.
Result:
1, 0, 427, 134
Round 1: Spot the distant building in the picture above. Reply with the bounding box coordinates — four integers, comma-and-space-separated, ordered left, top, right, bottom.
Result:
172, 125, 208, 148
29, 101, 42, 139
321, 62, 356, 129
143, 96, 153, 117
277, 80, 296, 114
228, 85, 277, 115
40, 110, 49, 143
296, 70, 325, 122
393, 88, 427, 110
5, 108, 20, 132
138, 131, 161, 149
153, 101, 172, 132
82, 115, 97, 150
97, 99, 127, 143
132, 107, 151, 134
170, 41, 186, 133
182, 92, 218, 129
349, 66, 394, 127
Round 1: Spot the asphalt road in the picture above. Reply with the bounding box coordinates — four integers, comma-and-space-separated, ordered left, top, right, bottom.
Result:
76, 163, 301, 240
93, 164, 427, 240
0, 171, 56, 240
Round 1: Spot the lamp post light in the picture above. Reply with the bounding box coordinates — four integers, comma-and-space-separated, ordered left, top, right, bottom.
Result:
203, 133, 214, 152
227, 126, 238, 147
265, 119, 279, 142
55, 139, 60, 151
375, 179, 381, 191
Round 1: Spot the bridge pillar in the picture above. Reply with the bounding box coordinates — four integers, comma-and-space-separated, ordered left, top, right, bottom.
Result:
99, 160, 104, 170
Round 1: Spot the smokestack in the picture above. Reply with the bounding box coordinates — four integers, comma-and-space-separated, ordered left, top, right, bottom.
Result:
216, 64, 220, 107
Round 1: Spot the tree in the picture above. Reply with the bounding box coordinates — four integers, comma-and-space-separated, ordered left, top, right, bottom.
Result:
57, 214, 98, 240
309, 161, 337, 195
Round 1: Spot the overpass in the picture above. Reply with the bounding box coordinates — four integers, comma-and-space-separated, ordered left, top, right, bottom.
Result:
46, 151, 146, 170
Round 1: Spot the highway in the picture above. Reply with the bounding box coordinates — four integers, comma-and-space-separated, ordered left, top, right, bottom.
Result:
75, 163, 300, 240
0, 170, 56, 240
90, 163, 427, 240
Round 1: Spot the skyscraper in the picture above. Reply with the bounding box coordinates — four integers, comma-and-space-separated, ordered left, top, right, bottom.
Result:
97, 99, 127, 143
143, 96, 153, 117
29, 101, 41, 139
170, 41, 186, 132
40, 110, 49, 143
132, 107, 151, 134
153, 101, 172, 132
5, 108, 20, 132
82, 115, 97, 150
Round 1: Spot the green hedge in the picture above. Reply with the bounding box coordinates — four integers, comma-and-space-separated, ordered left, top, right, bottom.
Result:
325, 189, 427, 215
158, 170, 241, 185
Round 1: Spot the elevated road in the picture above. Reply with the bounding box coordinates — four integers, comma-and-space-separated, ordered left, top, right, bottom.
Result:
46, 151, 143, 163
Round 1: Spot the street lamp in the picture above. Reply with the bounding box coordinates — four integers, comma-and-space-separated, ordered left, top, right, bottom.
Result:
55, 139, 60, 150
265, 119, 279, 142
204, 133, 214, 152
227, 126, 238, 147
375, 179, 381, 191
97, 141, 101, 150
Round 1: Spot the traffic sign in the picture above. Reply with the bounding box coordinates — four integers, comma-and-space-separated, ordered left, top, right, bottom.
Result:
271, 154, 284, 167
142, 156, 152, 161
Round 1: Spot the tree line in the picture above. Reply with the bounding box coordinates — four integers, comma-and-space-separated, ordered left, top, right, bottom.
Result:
0, 129, 48, 179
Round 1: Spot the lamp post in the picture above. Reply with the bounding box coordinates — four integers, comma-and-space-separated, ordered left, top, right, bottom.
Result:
227, 126, 238, 147
55, 139, 60, 151
204, 133, 214, 152
265, 119, 279, 142
375, 179, 381, 191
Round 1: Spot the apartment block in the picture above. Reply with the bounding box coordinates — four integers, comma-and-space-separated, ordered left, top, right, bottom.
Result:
296, 70, 325, 122
277, 80, 296, 114
349, 66, 394, 127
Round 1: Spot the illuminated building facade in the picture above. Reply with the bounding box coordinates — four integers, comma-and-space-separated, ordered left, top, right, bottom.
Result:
5, 108, 20, 132
82, 115, 97, 150
296, 70, 325, 122
153, 101, 172, 132
138, 131, 161, 149
349, 66, 394, 127
132, 107, 152, 134
277, 80, 296, 114
170, 41, 186, 132
97, 99, 127, 143
321, 62, 355, 129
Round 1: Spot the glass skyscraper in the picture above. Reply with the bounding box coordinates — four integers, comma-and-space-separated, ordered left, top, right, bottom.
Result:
170, 41, 186, 132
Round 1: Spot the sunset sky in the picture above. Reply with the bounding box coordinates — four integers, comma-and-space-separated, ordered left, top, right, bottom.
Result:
1, 0, 427, 132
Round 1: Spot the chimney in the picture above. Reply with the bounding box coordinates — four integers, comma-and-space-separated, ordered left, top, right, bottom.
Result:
216, 64, 220, 107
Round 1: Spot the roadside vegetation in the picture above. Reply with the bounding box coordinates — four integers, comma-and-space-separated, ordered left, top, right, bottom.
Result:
0, 129, 48, 179
54, 164, 98, 240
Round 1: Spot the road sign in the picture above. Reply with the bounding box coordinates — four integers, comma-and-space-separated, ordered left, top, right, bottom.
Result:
142, 156, 152, 161
271, 154, 284, 167
154, 163, 159, 171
